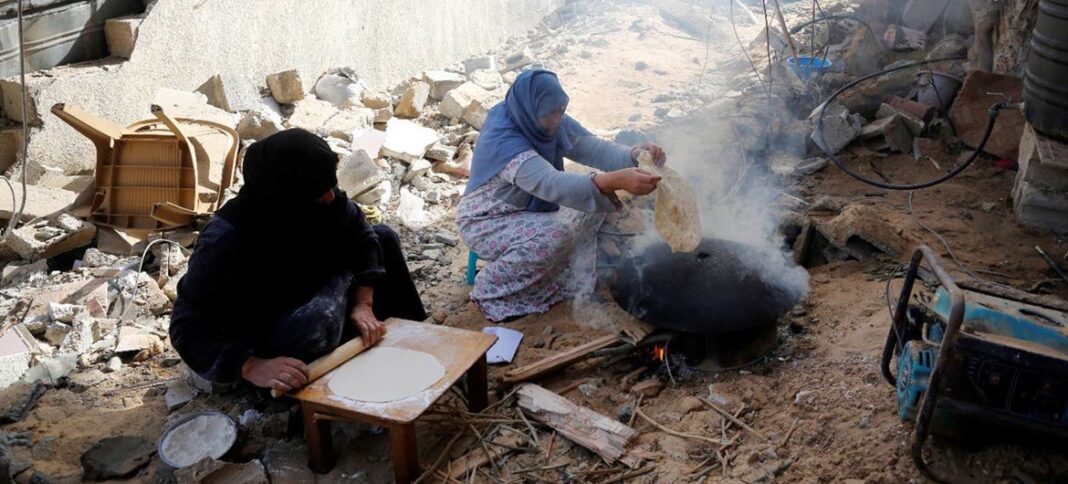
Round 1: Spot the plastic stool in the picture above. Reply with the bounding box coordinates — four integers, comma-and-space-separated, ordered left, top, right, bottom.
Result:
466, 251, 479, 285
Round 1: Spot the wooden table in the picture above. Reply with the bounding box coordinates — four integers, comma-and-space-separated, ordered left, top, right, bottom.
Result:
294, 320, 497, 483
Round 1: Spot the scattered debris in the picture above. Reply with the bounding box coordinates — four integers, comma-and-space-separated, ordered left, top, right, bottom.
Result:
80, 436, 155, 481
266, 69, 306, 104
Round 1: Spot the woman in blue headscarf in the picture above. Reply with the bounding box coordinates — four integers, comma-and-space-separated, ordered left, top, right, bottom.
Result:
457, 70, 666, 323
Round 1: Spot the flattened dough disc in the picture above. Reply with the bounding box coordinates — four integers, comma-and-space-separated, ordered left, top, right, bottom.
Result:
638, 151, 701, 253
327, 347, 446, 402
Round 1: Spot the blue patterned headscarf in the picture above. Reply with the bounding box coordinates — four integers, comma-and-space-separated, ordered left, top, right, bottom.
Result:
466, 69, 590, 212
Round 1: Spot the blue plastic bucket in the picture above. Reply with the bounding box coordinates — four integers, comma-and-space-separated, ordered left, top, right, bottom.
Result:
787, 56, 832, 80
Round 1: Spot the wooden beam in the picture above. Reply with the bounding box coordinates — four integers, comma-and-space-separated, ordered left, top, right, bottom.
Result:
503, 334, 623, 384
516, 383, 639, 466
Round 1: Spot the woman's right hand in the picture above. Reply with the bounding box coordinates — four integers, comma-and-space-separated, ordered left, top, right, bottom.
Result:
241, 356, 309, 394
595, 168, 662, 196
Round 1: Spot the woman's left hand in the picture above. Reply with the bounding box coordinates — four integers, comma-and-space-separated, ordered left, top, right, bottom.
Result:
350, 303, 387, 346
632, 142, 666, 166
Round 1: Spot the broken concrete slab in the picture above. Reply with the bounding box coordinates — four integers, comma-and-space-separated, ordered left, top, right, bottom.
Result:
380, 119, 439, 163
266, 70, 305, 104
859, 115, 913, 153
810, 104, 863, 155
23, 354, 76, 384
469, 69, 504, 91
424, 71, 466, 100
337, 149, 385, 197
351, 129, 386, 160
7, 213, 96, 261
104, 16, 142, 59
286, 98, 338, 132
114, 325, 163, 355
48, 303, 82, 324
237, 106, 285, 142
1, 259, 47, 287
23, 278, 110, 326
354, 180, 392, 206
876, 103, 925, 137
402, 158, 432, 184
440, 82, 493, 121
0, 73, 52, 126
463, 89, 504, 130
395, 188, 428, 228
426, 143, 456, 163
0, 185, 76, 222
58, 314, 96, 356
43, 322, 72, 346
395, 81, 431, 119
313, 67, 366, 108
196, 74, 262, 113
949, 70, 1025, 162
165, 379, 197, 412
96, 227, 150, 256
373, 106, 393, 124
322, 107, 374, 141
81, 435, 155, 481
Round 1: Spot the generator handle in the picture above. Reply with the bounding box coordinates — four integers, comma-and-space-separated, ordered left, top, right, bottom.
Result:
883, 245, 965, 483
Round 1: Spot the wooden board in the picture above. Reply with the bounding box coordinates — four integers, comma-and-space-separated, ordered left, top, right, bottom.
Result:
294, 319, 496, 425
502, 334, 623, 384
516, 383, 639, 466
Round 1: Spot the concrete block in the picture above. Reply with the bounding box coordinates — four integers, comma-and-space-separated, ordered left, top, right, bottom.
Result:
464, 56, 497, 74
0, 76, 51, 126
58, 314, 96, 356
1020, 123, 1068, 171
354, 180, 392, 206
810, 104, 863, 155
1014, 181, 1068, 213
949, 70, 1025, 162
337, 149, 384, 197
402, 158, 432, 183
462, 89, 504, 129
859, 115, 913, 153
322, 107, 374, 141
196, 74, 262, 113
104, 16, 142, 59
313, 68, 366, 108
286, 98, 337, 132
423, 71, 465, 100
43, 322, 71, 347
395, 81, 430, 119
469, 69, 504, 91
0, 185, 76, 222
380, 119, 439, 163
1014, 202, 1068, 232
883, 24, 926, 51
237, 108, 284, 142
426, 144, 456, 163
7, 213, 96, 261
266, 70, 306, 104
440, 82, 493, 122
360, 90, 392, 109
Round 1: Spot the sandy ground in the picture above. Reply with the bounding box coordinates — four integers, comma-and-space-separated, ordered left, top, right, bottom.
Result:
5, 1, 1068, 483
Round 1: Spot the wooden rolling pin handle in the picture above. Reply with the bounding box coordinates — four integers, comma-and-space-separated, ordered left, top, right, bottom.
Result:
269, 336, 370, 398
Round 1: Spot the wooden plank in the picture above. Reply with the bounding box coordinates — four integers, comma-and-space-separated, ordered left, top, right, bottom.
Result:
516, 383, 638, 466
503, 334, 623, 384
446, 434, 523, 479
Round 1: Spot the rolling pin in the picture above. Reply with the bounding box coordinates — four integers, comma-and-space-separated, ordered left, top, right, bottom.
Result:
270, 335, 371, 398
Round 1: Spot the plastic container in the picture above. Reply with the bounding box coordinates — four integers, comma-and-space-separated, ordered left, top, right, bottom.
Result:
786, 56, 832, 80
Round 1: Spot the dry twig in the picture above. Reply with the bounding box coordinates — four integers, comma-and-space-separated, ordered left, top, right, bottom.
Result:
700, 398, 769, 442
635, 407, 729, 446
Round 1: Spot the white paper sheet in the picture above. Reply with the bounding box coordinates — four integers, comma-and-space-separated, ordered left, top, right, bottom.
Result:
482, 327, 524, 364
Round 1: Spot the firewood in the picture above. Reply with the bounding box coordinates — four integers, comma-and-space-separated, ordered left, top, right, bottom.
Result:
503, 334, 623, 384
515, 383, 639, 466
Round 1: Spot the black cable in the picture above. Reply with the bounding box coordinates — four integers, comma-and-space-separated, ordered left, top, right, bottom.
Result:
814, 57, 1014, 191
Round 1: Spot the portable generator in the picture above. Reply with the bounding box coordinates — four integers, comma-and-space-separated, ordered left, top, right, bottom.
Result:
881, 246, 1068, 481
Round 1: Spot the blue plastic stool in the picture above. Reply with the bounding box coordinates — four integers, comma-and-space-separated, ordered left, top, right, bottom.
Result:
466, 251, 479, 285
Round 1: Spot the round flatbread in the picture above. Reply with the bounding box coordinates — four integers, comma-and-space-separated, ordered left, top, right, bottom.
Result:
638, 151, 701, 253
326, 347, 446, 403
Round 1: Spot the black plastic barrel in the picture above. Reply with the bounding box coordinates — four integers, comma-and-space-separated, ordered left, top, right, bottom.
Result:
1025, 0, 1068, 141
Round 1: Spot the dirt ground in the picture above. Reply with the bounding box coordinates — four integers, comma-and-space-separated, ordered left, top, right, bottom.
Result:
5, 1, 1068, 483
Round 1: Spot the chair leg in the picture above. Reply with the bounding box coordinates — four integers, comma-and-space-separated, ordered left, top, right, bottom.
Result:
304, 405, 334, 473
466, 354, 489, 412
389, 423, 419, 484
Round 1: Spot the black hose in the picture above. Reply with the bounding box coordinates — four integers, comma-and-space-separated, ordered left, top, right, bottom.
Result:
815, 57, 1013, 191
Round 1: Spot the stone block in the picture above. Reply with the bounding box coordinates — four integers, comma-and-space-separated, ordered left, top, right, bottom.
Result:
337, 149, 384, 197
104, 16, 141, 59
440, 82, 493, 121
402, 158, 432, 183
286, 98, 337, 132
360, 90, 392, 109
423, 71, 466, 100
949, 70, 1025, 162
810, 104, 863, 155
395, 81, 430, 119
322, 108, 374, 141
379, 119, 439, 163
883, 24, 926, 51
196, 74, 262, 113
266, 70, 305, 104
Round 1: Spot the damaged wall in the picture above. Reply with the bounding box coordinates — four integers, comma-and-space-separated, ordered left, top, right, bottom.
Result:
4, 0, 562, 178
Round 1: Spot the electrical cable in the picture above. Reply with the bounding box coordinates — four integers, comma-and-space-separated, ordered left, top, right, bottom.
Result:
761, 0, 773, 110
3, 0, 28, 238
728, 0, 770, 98
814, 57, 1016, 191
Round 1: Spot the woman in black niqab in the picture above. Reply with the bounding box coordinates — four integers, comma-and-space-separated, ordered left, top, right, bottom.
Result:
170, 129, 427, 394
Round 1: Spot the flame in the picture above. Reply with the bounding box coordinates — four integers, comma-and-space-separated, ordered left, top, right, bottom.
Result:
654, 344, 666, 362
